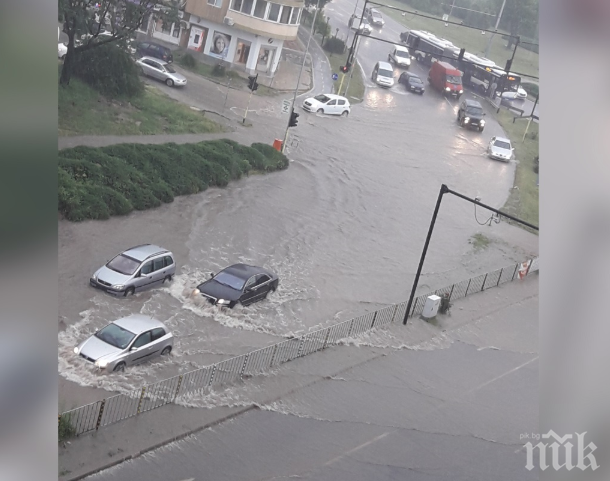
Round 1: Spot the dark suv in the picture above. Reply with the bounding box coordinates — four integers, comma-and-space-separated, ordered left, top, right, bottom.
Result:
457, 99, 486, 132
136, 41, 173, 63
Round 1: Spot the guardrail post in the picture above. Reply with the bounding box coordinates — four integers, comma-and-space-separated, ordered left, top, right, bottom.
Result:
511, 263, 519, 281
497, 268, 503, 286
296, 338, 305, 358
208, 365, 217, 387
172, 375, 183, 402
370, 312, 378, 329
137, 387, 146, 414
322, 329, 331, 349
269, 344, 279, 367
481, 273, 488, 291
390, 304, 399, 323
240, 354, 249, 379
347, 319, 355, 338
465, 278, 472, 296
448, 284, 455, 301
95, 400, 106, 430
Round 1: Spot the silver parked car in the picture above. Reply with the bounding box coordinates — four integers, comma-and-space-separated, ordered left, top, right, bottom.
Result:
74, 315, 174, 372
136, 56, 187, 87
90, 244, 176, 297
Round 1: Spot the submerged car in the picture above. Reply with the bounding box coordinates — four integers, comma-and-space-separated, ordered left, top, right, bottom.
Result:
487, 136, 514, 162
74, 315, 173, 372
195, 264, 279, 308
136, 56, 187, 87
398, 71, 425, 94
90, 244, 176, 297
302, 94, 351, 116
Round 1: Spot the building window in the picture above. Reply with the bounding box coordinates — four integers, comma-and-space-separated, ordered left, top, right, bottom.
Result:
208, 0, 222, 7
231, 0, 242, 10
231, 0, 254, 15
289, 7, 300, 24
267, 2, 280, 21
253, 0, 267, 18
138, 12, 150, 32
279, 5, 291, 24
172, 25, 180, 38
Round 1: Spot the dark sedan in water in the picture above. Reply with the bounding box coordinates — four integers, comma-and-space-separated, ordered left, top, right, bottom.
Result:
195, 264, 279, 308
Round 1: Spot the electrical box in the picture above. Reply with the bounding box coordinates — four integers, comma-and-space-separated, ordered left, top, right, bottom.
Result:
422, 295, 441, 319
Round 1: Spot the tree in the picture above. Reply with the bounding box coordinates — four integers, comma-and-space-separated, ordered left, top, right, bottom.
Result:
303, 0, 332, 11
58, 0, 180, 86
497, 0, 538, 47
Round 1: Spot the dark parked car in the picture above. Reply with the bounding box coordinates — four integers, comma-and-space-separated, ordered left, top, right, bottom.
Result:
457, 98, 486, 132
195, 264, 279, 308
136, 41, 173, 63
398, 71, 425, 94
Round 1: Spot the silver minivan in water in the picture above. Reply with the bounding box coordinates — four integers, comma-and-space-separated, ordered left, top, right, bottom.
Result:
371, 61, 395, 88
90, 244, 176, 296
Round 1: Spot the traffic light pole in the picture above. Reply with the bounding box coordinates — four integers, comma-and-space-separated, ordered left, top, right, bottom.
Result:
281, 0, 321, 153
243, 73, 258, 124
243, 87, 254, 124
402, 184, 538, 325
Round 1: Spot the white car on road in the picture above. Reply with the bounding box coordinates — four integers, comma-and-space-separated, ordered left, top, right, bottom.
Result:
302, 94, 351, 116
487, 136, 514, 162
501, 86, 528, 100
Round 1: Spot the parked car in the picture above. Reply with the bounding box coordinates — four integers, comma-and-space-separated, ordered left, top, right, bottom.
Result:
195, 264, 279, 308
74, 315, 173, 372
90, 244, 176, 297
428, 61, 463, 98
136, 56, 187, 87
348, 15, 372, 35
398, 71, 425, 94
135, 41, 173, 63
371, 61, 395, 88
487, 136, 514, 162
501, 86, 528, 100
388, 45, 411, 68
366, 7, 385, 27
58, 42, 67, 59
457, 98, 486, 132
302, 94, 350, 116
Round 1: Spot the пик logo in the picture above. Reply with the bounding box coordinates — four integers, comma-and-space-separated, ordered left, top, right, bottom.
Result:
524, 430, 599, 471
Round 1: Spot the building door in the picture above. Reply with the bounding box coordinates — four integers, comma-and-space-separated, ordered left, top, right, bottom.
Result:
257, 46, 276, 73
188, 26, 207, 53
234, 40, 251, 65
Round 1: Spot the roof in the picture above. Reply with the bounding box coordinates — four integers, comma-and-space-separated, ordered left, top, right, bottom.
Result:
113, 315, 166, 334
494, 136, 511, 143
124, 244, 169, 261
322, 94, 348, 100
223, 263, 270, 280
463, 99, 483, 107
139, 56, 169, 65
394, 45, 409, 52
377, 61, 393, 69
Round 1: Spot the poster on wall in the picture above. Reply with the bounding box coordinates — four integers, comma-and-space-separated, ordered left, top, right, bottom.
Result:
209, 31, 232, 59
188, 26, 207, 53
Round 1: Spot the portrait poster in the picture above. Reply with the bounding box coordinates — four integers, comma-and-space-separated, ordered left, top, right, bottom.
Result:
209, 30, 232, 59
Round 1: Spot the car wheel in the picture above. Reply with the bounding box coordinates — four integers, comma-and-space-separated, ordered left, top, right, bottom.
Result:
163, 275, 173, 283
341, 110, 349, 117
124, 287, 135, 297
479, 127, 484, 132
317, 108, 324, 114
165, 78, 174, 87
113, 362, 126, 372
161, 346, 172, 356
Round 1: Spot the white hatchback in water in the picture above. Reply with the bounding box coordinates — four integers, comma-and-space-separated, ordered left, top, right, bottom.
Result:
302, 94, 351, 116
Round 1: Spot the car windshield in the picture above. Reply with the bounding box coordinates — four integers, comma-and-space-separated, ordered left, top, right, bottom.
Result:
410, 77, 423, 84
314, 94, 331, 103
446, 75, 462, 85
213, 271, 246, 290
378, 69, 393, 78
494, 140, 511, 150
106, 254, 140, 275
466, 107, 483, 115
396, 50, 409, 58
372, 12, 382, 18
95, 323, 136, 350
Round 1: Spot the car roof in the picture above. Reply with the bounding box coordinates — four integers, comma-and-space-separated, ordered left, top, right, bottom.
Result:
463, 99, 483, 107
377, 61, 393, 69
394, 45, 409, 52
139, 56, 168, 65
123, 244, 170, 261
317, 94, 348, 101
493, 136, 511, 143
223, 263, 272, 280
113, 315, 167, 334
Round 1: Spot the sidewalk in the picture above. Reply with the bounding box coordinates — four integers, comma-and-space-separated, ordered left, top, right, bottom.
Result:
58, 273, 538, 481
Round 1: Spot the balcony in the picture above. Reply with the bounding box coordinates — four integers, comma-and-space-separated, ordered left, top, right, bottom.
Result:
226, 0, 303, 40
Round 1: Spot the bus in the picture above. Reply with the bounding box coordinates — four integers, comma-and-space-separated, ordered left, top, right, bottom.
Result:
404, 30, 454, 66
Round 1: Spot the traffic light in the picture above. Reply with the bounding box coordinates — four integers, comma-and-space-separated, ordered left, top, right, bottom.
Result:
247, 74, 259, 91
288, 109, 299, 128
457, 47, 465, 62
340, 63, 351, 73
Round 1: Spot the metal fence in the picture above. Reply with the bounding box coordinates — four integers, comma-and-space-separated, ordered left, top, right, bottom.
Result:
59, 257, 539, 438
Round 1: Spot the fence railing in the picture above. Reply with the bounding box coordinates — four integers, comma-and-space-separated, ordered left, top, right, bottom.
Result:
59, 257, 539, 439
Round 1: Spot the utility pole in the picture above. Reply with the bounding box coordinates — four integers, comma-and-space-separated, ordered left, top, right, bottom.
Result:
281, 0, 321, 153
343, 32, 362, 97
483, 0, 507, 59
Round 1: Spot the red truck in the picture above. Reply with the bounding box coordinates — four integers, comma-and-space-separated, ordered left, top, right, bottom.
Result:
428, 61, 463, 98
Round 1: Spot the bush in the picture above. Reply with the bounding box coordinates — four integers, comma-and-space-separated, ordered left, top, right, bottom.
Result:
72, 42, 143, 98
58, 139, 290, 221
323, 37, 346, 55
180, 52, 197, 68
58, 414, 76, 441
212, 63, 226, 77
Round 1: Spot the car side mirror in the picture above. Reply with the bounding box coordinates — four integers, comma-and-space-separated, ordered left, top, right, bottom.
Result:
131, 346, 139, 351
208, 272, 215, 279
95, 327, 99, 332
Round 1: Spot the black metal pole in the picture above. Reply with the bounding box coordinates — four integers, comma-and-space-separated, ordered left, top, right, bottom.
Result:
403, 184, 448, 324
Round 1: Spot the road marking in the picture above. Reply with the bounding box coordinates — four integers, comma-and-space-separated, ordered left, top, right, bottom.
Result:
323, 431, 393, 466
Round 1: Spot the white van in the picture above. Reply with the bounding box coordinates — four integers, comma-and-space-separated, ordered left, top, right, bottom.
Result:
388, 45, 411, 68
371, 61, 395, 88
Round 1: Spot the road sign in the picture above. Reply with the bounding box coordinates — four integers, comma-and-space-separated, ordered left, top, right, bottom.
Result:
332, 73, 338, 81
281, 99, 292, 114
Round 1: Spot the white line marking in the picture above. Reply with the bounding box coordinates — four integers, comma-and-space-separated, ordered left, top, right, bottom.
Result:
323, 431, 393, 466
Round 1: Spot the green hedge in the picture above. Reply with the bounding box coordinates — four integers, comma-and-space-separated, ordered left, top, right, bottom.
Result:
58, 139, 289, 221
